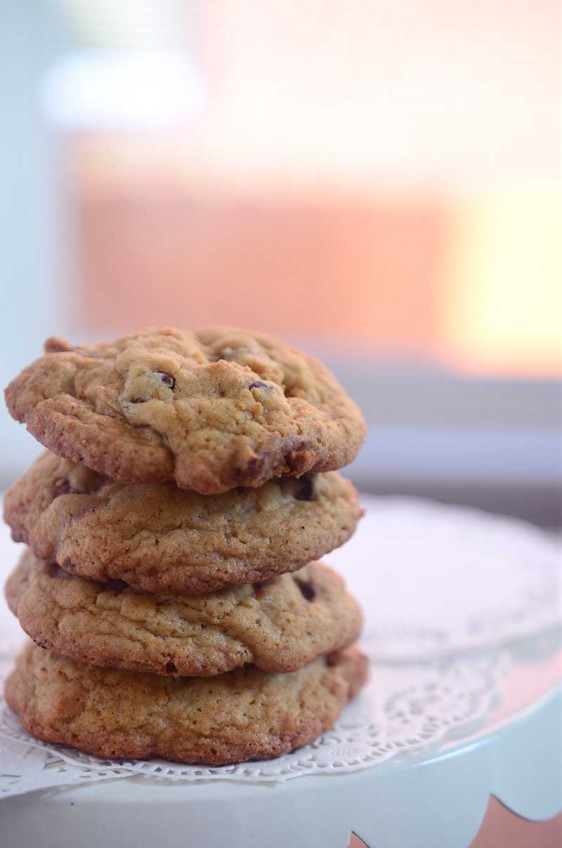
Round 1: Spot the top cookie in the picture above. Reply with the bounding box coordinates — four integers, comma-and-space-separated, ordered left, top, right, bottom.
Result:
5, 328, 365, 493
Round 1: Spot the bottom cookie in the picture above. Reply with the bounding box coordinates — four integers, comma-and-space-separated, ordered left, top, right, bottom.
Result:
5, 642, 368, 766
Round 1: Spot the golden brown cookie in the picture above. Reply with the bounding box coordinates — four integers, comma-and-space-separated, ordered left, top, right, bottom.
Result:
4, 453, 362, 594
5, 328, 365, 494
5, 642, 368, 765
6, 551, 363, 677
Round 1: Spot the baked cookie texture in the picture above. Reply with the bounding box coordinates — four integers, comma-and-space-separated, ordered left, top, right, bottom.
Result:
6, 552, 363, 677
3, 325, 368, 766
5, 328, 366, 494
6, 643, 368, 765
4, 452, 362, 594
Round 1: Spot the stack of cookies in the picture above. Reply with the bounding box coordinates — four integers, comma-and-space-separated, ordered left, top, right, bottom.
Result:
2, 328, 367, 765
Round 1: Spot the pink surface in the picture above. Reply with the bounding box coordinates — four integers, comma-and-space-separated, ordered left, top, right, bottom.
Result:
350, 801, 561, 847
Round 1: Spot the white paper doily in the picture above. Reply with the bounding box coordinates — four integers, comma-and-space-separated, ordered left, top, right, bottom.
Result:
0, 496, 559, 799
0, 650, 509, 797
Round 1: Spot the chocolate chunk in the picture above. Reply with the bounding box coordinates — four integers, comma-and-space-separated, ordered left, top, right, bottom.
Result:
155, 371, 175, 389
292, 474, 317, 502
52, 479, 74, 498
236, 452, 268, 480
48, 563, 75, 581
106, 579, 128, 593
165, 661, 177, 674
53, 473, 103, 497
294, 577, 316, 602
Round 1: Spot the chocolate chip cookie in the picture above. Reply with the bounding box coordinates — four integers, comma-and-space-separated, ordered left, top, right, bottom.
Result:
4, 452, 362, 594
6, 552, 362, 676
5, 642, 368, 765
5, 328, 365, 494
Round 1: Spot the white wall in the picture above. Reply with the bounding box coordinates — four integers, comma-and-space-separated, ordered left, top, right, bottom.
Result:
0, 0, 71, 481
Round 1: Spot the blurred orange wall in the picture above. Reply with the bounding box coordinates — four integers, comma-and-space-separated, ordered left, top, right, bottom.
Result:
76, 174, 448, 354
66, 0, 560, 374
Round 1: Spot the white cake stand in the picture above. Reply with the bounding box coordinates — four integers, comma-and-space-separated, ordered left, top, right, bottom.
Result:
0, 497, 560, 847
1, 640, 560, 848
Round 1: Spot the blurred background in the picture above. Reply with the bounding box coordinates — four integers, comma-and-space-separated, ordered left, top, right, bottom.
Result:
1, 0, 560, 524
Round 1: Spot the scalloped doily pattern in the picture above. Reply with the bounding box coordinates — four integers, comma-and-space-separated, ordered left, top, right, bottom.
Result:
0, 650, 509, 796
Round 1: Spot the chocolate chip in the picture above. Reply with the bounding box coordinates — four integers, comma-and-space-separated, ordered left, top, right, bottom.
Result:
294, 577, 316, 602
292, 474, 317, 502
155, 371, 175, 389
165, 661, 177, 674
253, 579, 273, 599
236, 453, 266, 479
248, 380, 268, 391
53, 479, 74, 498
106, 579, 128, 593
53, 473, 103, 497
